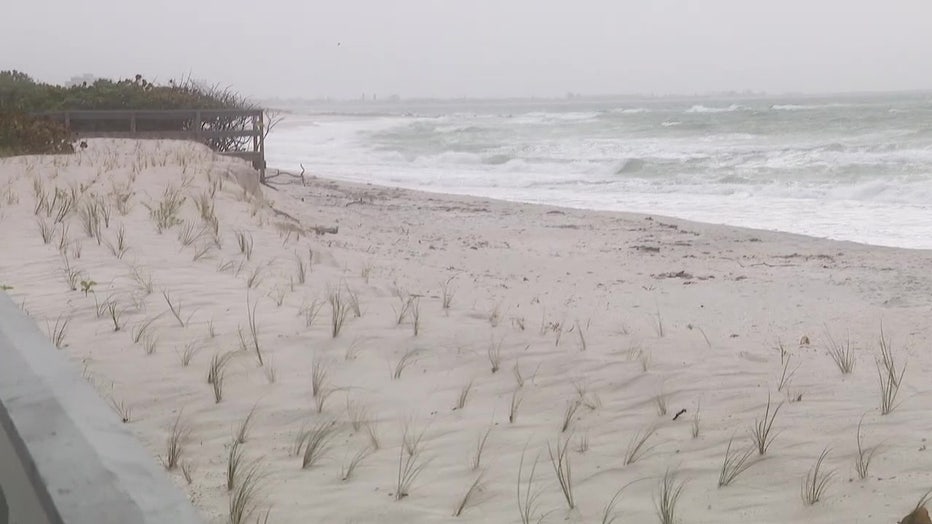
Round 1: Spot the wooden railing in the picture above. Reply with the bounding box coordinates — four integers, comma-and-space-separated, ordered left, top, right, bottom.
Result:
36, 109, 266, 170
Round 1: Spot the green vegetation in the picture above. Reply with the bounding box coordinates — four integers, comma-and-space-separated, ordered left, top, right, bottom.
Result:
1, 70, 254, 157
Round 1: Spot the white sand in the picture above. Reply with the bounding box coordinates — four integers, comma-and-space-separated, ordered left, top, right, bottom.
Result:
1, 139, 931, 523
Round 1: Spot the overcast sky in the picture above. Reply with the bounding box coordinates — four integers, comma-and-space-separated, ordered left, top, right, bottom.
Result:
4, 0, 932, 99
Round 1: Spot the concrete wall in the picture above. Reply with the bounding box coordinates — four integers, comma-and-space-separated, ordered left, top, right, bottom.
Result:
0, 294, 203, 524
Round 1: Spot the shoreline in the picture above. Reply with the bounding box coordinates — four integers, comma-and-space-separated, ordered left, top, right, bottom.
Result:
2, 140, 931, 523
266, 162, 930, 254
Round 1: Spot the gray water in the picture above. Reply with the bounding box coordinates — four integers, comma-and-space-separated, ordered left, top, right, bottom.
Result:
267, 92, 932, 248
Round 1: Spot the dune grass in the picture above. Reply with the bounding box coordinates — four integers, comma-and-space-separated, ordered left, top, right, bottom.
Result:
509, 389, 523, 424
393, 349, 419, 379
453, 472, 485, 517
246, 296, 264, 366
47, 313, 70, 349
345, 284, 362, 318
854, 415, 878, 480
130, 314, 159, 343
877, 326, 906, 415
228, 462, 267, 524
718, 435, 756, 487
108, 396, 133, 423
488, 337, 503, 374
37, 217, 54, 244
314, 387, 338, 413
329, 290, 349, 337
346, 399, 369, 432
440, 276, 455, 311
106, 299, 123, 331
624, 424, 658, 465
455, 380, 473, 410
164, 411, 190, 470
801, 448, 834, 505
162, 290, 186, 326
561, 400, 581, 433
575, 320, 587, 351
341, 446, 375, 482
654, 389, 668, 416
410, 296, 421, 335
145, 185, 186, 233
395, 433, 428, 501
472, 427, 492, 470
691, 401, 701, 439
655, 469, 685, 524
130, 265, 154, 295
299, 419, 338, 469
517, 449, 543, 524
301, 298, 323, 328
824, 328, 856, 374
226, 438, 246, 491
393, 290, 413, 325
235, 230, 254, 260
777, 355, 798, 392
750, 394, 782, 455
294, 251, 306, 284
236, 404, 258, 444
548, 436, 575, 509
178, 340, 200, 366
245, 265, 263, 289
208, 352, 233, 403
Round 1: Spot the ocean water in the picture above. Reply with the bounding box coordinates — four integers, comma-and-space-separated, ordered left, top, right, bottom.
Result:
265, 94, 932, 249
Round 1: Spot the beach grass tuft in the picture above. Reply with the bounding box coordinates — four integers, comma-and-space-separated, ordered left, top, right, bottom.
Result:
801, 448, 834, 505
548, 436, 575, 509
750, 393, 782, 455
718, 435, 756, 487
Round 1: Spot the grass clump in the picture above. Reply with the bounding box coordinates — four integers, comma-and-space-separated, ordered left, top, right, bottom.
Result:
718, 435, 756, 487
392, 349, 418, 379
145, 185, 186, 233
877, 325, 906, 415
516, 449, 543, 524
453, 472, 485, 517
228, 462, 267, 524
341, 446, 375, 482
655, 469, 685, 524
854, 415, 878, 480
624, 424, 658, 465
246, 296, 263, 366
394, 433, 428, 501
824, 328, 856, 374
164, 411, 190, 470
299, 419, 338, 469
750, 393, 782, 455
329, 289, 349, 337
801, 448, 834, 505
548, 436, 575, 509
47, 313, 70, 349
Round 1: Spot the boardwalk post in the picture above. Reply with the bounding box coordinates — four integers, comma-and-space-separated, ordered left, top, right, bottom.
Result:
194, 111, 202, 142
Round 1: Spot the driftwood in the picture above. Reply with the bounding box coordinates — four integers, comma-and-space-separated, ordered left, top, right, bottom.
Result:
262, 164, 306, 187
268, 202, 338, 236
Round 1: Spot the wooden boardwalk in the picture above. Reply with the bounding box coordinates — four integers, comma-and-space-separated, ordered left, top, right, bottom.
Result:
37, 109, 266, 170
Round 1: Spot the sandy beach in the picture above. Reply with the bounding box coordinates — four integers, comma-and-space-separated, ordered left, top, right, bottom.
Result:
2, 139, 931, 523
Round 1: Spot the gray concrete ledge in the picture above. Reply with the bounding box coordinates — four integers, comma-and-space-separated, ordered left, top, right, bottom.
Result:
0, 293, 202, 524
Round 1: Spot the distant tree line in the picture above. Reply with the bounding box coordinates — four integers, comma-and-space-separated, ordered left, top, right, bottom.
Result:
0, 71, 257, 156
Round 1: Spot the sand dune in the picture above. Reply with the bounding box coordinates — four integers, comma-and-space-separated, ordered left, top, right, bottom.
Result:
1, 139, 931, 523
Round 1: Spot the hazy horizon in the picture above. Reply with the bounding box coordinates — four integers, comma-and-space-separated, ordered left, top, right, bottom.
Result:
4, 0, 932, 100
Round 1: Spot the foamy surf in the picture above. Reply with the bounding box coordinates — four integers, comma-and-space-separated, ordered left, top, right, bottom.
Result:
267, 93, 932, 249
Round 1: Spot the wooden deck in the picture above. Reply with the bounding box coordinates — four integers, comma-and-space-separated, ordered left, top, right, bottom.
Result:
36, 109, 266, 170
